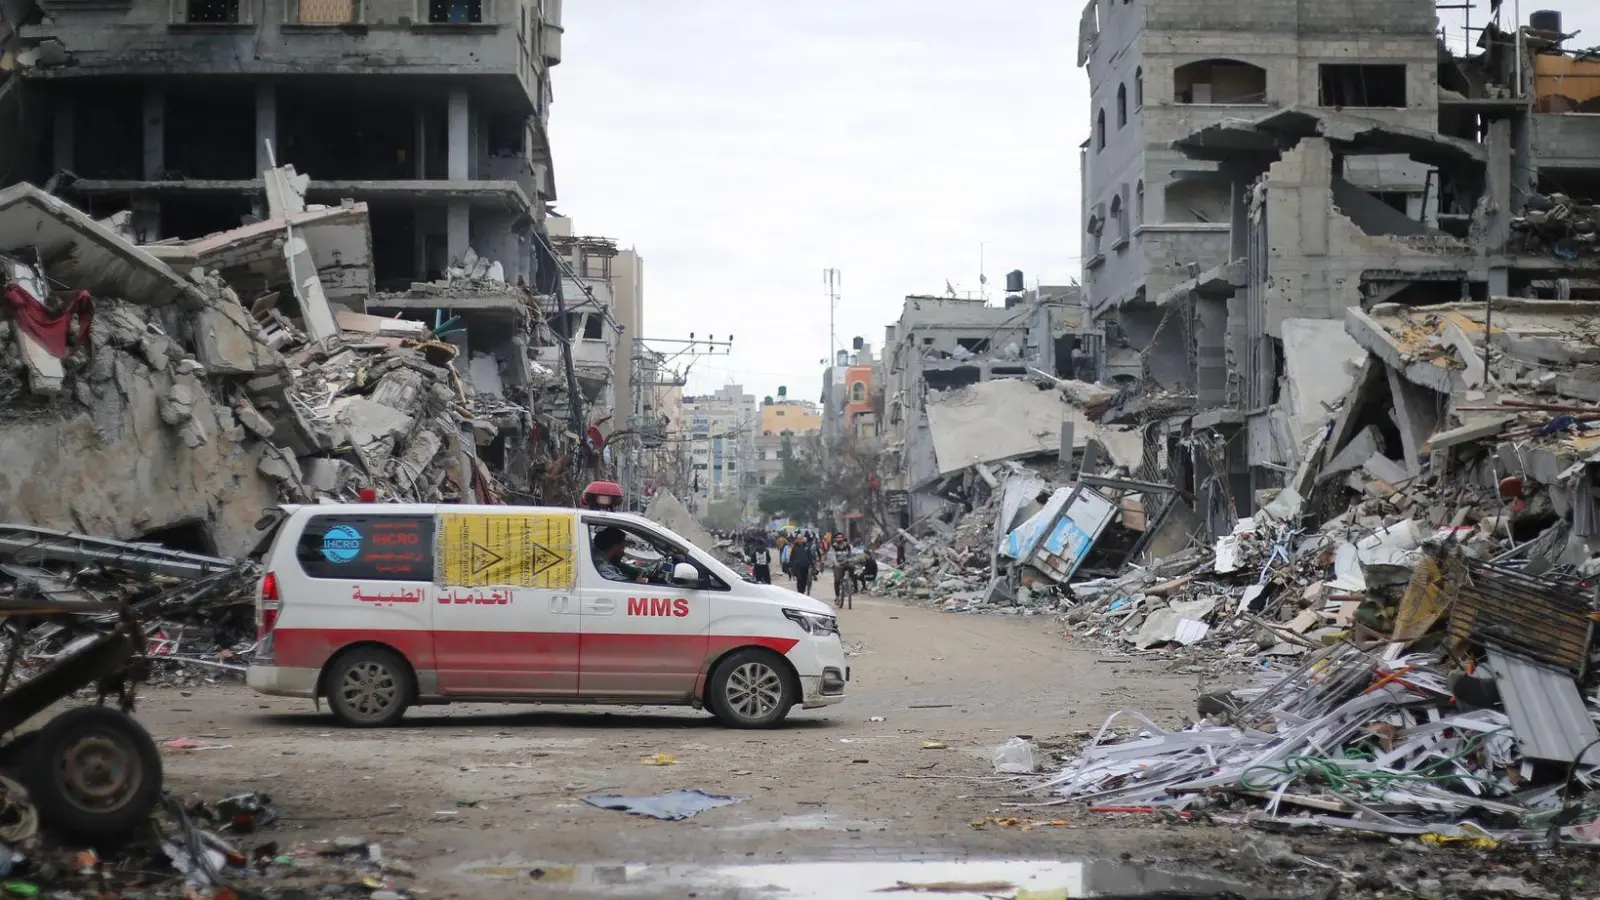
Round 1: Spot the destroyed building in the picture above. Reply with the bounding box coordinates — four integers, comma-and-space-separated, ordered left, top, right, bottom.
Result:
1084, 0, 1600, 539
0, 0, 625, 552
540, 218, 623, 426
878, 288, 1102, 523
5, 0, 562, 287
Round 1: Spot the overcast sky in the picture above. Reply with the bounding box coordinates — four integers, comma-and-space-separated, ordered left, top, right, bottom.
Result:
551, 1, 1597, 405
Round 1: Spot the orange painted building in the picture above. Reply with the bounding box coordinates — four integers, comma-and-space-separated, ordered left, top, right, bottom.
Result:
844, 362, 875, 437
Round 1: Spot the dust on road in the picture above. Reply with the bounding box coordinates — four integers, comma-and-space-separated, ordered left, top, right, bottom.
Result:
139, 594, 1250, 898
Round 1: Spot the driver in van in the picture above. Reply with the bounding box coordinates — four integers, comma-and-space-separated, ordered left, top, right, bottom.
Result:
593, 527, 649, 584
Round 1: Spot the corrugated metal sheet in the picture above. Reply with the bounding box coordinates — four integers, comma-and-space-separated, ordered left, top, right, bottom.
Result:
1488, 647, 1600, 764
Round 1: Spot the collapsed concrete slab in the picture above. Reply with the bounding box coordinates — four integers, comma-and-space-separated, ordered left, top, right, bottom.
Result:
0, 184, 192, 306
923, 379, 1140, 482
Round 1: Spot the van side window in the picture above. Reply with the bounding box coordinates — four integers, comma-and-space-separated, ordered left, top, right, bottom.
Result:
296, 514, 435, 581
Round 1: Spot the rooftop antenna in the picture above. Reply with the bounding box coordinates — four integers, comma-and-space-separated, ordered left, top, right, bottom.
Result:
824, 268, 841, 361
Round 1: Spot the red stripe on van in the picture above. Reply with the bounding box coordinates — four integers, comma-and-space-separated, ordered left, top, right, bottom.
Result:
271, 629, 799, 673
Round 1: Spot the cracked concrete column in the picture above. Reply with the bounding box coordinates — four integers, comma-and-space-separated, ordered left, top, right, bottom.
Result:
447, 201, 470, 267
447, 87, 470, 181
142, 86, 165, 180
414, 107, 428, 178
255, 82, 277, 176
1485, 119, 1513, 298
52, 97, 73, 173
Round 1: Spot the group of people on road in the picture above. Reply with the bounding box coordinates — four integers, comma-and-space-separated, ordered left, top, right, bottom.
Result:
743, 530, 879, 606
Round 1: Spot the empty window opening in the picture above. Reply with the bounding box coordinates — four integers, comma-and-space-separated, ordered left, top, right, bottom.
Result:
1135, 180, 1145, 224
582, 314, 605, 340
487, 114, 524, 157
1135, 66, 1143, 108
1164, 180, 1229, 223
922, 337, 936, 346
1096, 109, 1106, 151
278, 86, 430, 180
370, 201, 422, 289
850, 381, 867, 402
954, 338, 990, 355
428, 0, 481, 23
186, 0, 240, 22
1174, 59, 1267, 104
165, 86, 257, 179
1109, 193, 1125, 244
1319, 64, 1407, 108
1116, 83, 1128, 127
71, 85, 143, 179
923, 367, 982, 390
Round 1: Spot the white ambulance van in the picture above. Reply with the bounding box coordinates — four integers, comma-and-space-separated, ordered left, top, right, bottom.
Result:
247, 504, 848, 728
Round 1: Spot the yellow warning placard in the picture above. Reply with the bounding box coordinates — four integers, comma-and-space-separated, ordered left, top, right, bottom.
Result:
438, 513, 575, 590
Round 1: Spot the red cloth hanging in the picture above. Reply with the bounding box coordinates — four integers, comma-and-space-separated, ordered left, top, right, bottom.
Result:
3, 283, 93, 358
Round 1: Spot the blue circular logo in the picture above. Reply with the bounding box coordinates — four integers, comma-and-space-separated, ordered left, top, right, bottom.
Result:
322, 525, 362, 563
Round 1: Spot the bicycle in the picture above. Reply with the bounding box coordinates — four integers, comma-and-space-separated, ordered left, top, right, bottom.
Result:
833, 565, 854, 609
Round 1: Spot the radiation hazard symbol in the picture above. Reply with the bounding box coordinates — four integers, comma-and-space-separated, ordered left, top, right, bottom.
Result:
438, 513, 575, 590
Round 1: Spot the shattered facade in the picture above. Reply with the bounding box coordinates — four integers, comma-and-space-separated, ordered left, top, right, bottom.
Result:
8, 0, 561, 289
879, 289, 1096, 524
1087, 0, 1600, 539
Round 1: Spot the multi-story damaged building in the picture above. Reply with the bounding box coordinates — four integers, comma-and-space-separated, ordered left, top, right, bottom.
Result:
1086, 0, 1600, 537
1080, 0, 1439, 388
541, 218, 622, 425
879, 287, 1095, 524
7, 0, 562, 287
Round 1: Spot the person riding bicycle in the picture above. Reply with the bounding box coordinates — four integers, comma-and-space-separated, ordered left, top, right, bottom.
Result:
826, 535, 855, 606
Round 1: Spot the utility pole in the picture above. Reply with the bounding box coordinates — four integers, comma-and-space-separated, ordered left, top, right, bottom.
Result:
622, 333, 733, 512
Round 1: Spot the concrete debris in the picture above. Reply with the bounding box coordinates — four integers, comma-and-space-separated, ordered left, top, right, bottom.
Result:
0, 179, 606, 556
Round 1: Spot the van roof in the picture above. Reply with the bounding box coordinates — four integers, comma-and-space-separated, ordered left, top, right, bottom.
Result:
281, 503, 654, 525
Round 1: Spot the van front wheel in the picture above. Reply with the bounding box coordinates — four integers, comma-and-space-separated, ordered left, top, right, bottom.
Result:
326, 647, 413, 728
707, 649, 796, 729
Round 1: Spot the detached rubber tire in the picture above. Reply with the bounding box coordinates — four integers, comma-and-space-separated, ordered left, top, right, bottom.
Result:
326, 646, 413, 728
23, 706, 162, 845
707, 649, 797, 729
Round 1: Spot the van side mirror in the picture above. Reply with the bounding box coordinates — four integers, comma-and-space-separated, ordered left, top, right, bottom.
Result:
672, 562, 700, 585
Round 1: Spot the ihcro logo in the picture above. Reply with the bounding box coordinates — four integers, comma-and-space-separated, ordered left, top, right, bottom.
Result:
322, 525, 363, 563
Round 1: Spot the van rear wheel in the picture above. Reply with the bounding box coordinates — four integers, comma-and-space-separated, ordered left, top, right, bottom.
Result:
326, 647, 412, 728
707, 649, 797, 729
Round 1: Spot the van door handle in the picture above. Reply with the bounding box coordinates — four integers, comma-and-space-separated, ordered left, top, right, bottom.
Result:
550, 595, 576, 615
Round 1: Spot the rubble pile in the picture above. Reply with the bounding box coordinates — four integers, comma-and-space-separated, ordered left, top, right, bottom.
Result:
1512, 192, 1600, 259
0, 177, 602, 565
1036, 567, 1600, 844
0, 789, 419, 899
0, 525, 257, 678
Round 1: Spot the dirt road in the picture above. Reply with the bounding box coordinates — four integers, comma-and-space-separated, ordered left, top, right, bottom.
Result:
139, 594, 1268, 898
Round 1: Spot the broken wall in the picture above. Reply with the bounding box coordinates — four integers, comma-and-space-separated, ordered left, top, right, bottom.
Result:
1261, 138, 1468, 336
0, 354, 276, 556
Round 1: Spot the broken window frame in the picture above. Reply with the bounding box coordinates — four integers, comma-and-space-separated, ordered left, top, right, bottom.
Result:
171, 0, 253, 25
1173, 58, 1269, 105
422, 0, 488, 25
1317, 63, 1407, 108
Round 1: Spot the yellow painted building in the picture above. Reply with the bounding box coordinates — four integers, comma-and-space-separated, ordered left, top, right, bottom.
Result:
760, 400, 821, 437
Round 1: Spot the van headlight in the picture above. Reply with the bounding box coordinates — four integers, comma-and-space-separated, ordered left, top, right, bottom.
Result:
783, 608, 839, 637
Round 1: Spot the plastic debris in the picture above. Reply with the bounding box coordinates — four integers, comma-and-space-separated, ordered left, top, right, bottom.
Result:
581, 789, 742, 821
991, 737, 1039, 774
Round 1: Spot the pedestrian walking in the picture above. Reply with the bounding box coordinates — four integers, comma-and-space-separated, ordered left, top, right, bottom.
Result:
788, 535, 816, 596
751, 543, 772, 584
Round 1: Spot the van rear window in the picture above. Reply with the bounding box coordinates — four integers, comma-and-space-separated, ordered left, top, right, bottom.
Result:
295, 514, 435, 581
